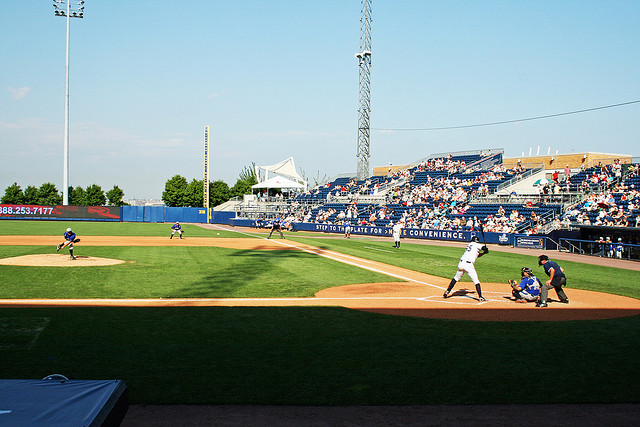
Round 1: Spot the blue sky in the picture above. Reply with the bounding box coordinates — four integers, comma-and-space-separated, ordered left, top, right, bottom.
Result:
2, 0, 639, 199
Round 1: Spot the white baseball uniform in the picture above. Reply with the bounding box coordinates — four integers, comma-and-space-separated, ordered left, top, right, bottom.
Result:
453, 241, 484, 284
392, 223, 403, 243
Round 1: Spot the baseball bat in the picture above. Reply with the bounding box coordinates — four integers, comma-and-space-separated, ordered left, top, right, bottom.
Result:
479, 223, 486, 245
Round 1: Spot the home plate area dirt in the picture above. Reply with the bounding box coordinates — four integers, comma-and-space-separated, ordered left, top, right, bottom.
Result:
2, 234, 640, 321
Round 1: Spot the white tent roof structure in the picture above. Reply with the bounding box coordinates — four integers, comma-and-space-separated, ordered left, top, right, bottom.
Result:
255, 157, 307, 190
252, 175, 305, 190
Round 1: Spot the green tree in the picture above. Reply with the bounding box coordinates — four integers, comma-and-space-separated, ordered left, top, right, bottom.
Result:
23, 185, 38, 204
69, 186, 86, 206
230, 164, 258, 199
209, 180, 230, 207
185, 179, 204, 207
85, 184, 106, 206
37, 183, 62, 205
1, 183, 24, 204
230, 178, 256, 199
162, 175, 189, 207
106, 185, 126, 206
238, 162, 257, 182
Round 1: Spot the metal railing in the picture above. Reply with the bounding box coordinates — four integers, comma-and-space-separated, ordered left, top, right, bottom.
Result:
469, 193, 582, 206
428, 148, 504, 160
495, 163, 545, 193
558, 238, 640, 261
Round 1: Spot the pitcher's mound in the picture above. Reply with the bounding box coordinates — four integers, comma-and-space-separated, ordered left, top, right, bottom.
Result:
0, 254, 125, 267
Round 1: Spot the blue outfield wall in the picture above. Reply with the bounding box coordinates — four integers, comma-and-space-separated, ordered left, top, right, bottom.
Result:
121, 206, 207, 223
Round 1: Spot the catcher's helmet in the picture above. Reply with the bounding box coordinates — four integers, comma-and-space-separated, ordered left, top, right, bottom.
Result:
66, 228, 72, 232
538, 255, 549, 266
470, 236, 480, 242
521, 267, 533, 277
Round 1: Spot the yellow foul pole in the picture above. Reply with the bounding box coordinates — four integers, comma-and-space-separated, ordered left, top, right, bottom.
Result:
203, 126, 210, 223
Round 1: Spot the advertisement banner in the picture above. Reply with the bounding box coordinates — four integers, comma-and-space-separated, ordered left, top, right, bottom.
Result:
307, 223, 473, 242
0, 205, 120, 220
515, 236, 546, 249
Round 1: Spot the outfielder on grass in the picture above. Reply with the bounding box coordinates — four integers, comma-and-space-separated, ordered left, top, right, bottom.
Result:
56, 227, 80, 260
443, 235, 488, 302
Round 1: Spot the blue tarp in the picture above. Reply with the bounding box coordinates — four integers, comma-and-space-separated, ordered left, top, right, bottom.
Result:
0, 379, 127, 426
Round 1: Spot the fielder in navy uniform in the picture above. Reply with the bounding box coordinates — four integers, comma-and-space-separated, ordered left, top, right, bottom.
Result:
170, 222, 183, 239
56, 227, 79, 260
268, 218, 285, 239
509, 267, 541, 303
443, 235, 489, 302
536, 254, 569, 307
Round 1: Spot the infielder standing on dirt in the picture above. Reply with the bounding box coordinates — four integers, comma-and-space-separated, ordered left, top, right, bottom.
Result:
536, 255, 569, 307
268, 218, 285, 239
392, 221, 403, 248
56, 227, 79, 260
443, 235, 489, 302
170, 222, 183, 239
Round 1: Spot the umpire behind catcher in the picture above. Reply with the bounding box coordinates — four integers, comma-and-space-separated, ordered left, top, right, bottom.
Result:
536, 254, 570, 307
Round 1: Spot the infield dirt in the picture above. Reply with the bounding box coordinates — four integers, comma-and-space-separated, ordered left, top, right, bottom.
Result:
2, 234, 640, 322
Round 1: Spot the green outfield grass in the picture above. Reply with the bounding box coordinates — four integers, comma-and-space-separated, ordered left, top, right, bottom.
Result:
0, 220, 241, 238
1, 220, 640, 405
0, 245, 400, 299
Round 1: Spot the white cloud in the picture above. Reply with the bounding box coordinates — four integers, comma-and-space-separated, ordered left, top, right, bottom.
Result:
7, 86, 31, 101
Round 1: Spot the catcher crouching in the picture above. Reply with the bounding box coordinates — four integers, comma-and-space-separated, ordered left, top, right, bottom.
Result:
509, 267, 541, 303
56, 227, 80, 260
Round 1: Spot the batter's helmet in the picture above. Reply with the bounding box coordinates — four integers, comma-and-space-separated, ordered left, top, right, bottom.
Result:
521, 267, 533, 277
470, 236, 480, 242
538, 255, 549, 266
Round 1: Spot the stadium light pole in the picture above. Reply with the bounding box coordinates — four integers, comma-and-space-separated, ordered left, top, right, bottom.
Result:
53, 0, 84, 205
356, 0, 372, 180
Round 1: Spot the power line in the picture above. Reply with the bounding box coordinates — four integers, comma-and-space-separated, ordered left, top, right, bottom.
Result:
372, 99, 640, 132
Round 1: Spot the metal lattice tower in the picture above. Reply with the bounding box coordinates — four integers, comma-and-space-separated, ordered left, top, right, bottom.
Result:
355, 0, 372, 180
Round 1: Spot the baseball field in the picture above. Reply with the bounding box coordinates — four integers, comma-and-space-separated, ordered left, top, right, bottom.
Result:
1, 220, 640, 408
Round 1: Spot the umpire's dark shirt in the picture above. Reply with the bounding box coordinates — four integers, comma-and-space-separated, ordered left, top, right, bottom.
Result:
543, 260, 565, 278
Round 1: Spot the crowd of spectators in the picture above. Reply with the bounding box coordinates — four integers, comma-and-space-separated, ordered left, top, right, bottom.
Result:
561, 186, 640, 228
560, 162, 640, 228
282, 157, 543, 233
276, 157, 640, 237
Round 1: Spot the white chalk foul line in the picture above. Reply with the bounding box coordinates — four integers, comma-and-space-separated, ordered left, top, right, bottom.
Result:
417, 296, 491, 305
206, 225, 446, 292
0, 296, 440, 306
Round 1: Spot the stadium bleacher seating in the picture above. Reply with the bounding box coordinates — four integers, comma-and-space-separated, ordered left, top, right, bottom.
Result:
289, 151, 638, 234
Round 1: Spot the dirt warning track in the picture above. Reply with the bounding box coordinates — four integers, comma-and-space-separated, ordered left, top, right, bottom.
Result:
2, 234, 640, 321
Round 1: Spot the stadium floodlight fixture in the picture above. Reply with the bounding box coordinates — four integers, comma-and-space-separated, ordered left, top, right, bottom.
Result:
52, 0, 84, 205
